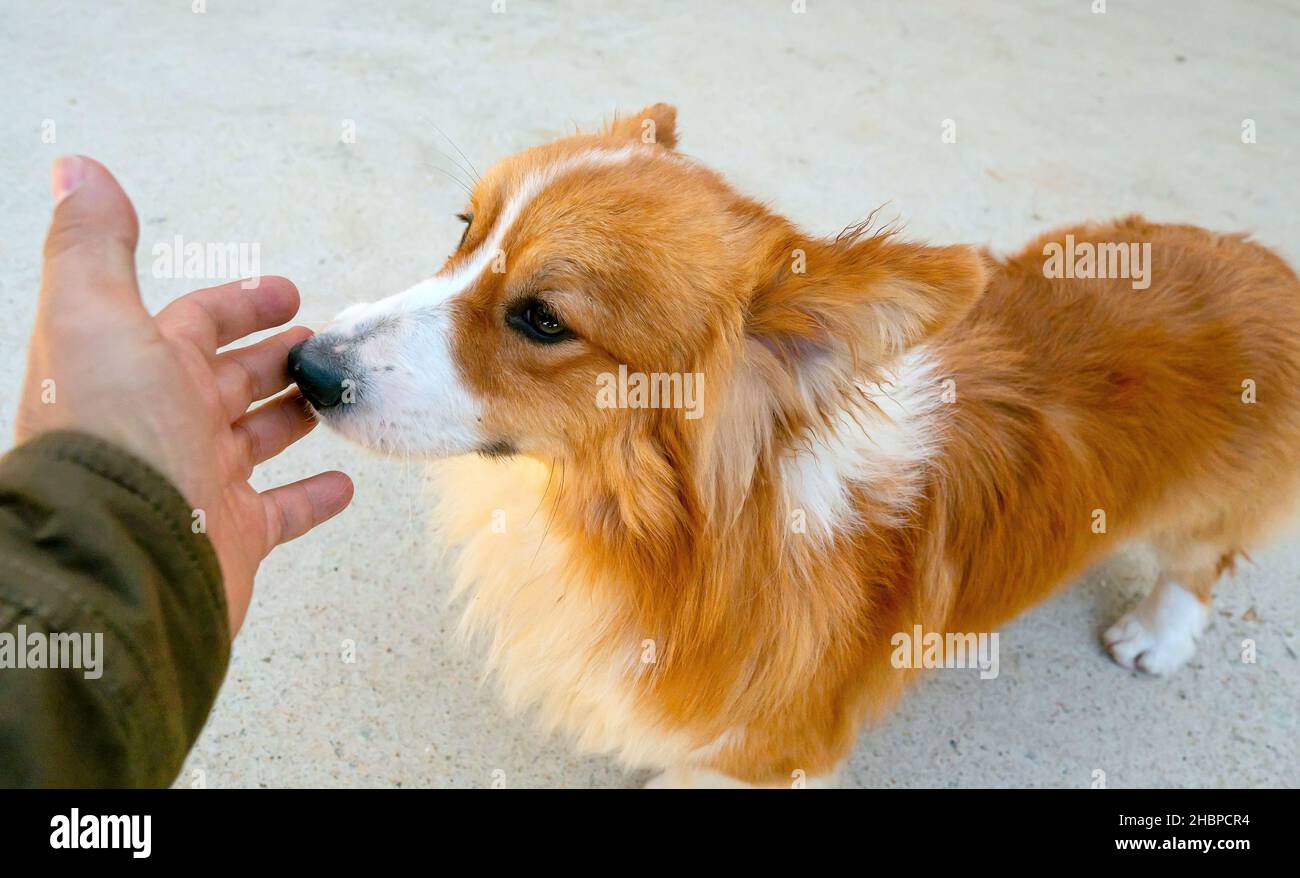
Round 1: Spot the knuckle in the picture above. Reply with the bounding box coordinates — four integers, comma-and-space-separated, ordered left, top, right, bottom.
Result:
232, 358, 257, 403
232, 421, 258, 468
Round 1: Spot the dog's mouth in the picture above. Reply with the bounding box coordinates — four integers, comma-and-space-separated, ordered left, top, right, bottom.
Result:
477, 439, 518, 459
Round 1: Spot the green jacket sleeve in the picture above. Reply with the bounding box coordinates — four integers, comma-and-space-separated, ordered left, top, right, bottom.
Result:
0, 431, 229, 788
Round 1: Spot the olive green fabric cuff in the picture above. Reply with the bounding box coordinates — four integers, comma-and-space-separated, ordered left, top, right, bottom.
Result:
0, 430, 229, 787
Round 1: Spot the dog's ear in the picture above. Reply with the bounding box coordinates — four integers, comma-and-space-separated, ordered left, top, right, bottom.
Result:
603, 103, 678, 149
747, 228, 987, 371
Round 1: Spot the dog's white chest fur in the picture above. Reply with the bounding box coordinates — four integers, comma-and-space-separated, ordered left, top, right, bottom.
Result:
429, 456, 707, 768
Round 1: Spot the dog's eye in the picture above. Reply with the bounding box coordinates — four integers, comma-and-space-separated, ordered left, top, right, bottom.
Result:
456, 212, 472, 249
507, 299, 572, 344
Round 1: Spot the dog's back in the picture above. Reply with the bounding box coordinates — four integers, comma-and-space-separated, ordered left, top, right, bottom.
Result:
930, 216, 1300, 640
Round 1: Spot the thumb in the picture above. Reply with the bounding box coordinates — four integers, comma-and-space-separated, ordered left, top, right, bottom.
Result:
40, 155, 143, 317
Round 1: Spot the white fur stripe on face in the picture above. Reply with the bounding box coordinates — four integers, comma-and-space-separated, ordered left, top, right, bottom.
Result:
332, 145, 658, 329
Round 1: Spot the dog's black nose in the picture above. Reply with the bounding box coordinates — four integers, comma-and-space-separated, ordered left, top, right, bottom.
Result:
288, 340, 350, 409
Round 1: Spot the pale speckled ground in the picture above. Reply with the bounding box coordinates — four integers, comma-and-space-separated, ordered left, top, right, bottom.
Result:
1, 0, 1297, 788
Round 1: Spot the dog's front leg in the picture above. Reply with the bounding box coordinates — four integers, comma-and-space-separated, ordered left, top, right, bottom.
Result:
644, 766, 838, 789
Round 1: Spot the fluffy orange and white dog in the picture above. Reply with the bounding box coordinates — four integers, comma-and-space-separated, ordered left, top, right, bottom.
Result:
290, 104, 1300, 787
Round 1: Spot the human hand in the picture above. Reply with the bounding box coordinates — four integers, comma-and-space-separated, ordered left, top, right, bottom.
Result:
15, 155, 353, 635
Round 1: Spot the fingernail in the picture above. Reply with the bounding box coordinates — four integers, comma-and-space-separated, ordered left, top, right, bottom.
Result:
51, 155, 86, 204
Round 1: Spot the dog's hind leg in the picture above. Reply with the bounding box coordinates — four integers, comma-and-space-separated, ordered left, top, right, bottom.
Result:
1103, 538, 1238, 676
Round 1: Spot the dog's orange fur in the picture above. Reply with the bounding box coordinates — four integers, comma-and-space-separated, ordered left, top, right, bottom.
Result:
432, 105, 1300, 784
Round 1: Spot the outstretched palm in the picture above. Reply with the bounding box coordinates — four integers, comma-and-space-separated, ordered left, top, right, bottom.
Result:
17, 156, 352, 635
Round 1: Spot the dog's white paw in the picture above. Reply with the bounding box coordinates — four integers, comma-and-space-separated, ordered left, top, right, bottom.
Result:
644, 766, 836, 788
1104, 615, 1197, 674
1104, 583, 1207, 676
643, 767, 736, 788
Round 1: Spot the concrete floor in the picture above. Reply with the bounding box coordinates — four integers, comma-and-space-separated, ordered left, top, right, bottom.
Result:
2, 0, 1297, 787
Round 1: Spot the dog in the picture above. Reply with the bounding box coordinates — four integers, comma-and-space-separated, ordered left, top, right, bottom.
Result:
289, 104, 1300, 787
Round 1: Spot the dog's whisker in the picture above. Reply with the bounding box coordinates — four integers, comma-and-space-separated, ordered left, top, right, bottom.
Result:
421, 160, 474, 198
526, 457, 564, 573
410, 111, 481, 187
427, 120, 481, 183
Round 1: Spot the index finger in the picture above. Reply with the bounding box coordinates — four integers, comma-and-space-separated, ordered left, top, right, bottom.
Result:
155, 276, 300, 354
